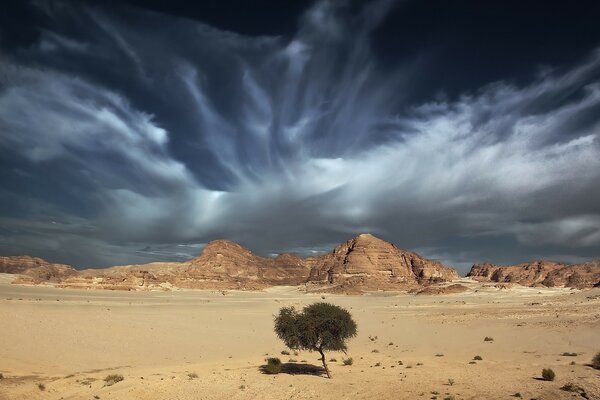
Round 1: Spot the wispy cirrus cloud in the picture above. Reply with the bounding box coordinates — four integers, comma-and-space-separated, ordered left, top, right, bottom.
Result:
0, 0, 598, 272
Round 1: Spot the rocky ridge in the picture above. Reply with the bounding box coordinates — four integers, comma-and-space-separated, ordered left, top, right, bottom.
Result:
0, 234, 456, 292
466, 260, 600, 289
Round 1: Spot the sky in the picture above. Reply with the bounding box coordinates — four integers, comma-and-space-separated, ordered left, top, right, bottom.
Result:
1, 0, 599, 273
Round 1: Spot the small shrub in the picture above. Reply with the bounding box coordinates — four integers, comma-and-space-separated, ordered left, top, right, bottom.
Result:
37, 383, 45, 391
570, 361, 576, 365
448, 378, 455, 386
416, 362, 423, 366
104, 374, 124, 386
561, 352, 577, 357
281, 350, 290, 355
374, 362, 381, 367
541, 368, 555, 381
435, 353, 444, 357
444, 396, 455, 400
187, 372, 198, 379
239, 384, 246, 390
468, 361, 476, 364
389, 342, 394, 346
371, 349, 379, 353
288, 358, 297, 362
264, 358, 282, 374
329, 358, 337, 362
484, 336, 494, 342
473, 355, 483, 360
512, 393, 522, 398
592, 352, 600, 369
343, 357, 353, 366
560, 383, 581, 392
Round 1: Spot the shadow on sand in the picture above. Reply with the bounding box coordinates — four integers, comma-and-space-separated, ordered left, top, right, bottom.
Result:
259, 362, 326, 377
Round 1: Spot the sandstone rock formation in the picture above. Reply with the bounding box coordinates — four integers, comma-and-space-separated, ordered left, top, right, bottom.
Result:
467, 260, 600, 289
306, 233, 459, 291
0, 256, 77, 283
2, 234, 459, 292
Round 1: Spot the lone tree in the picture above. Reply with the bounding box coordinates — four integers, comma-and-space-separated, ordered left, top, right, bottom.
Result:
274, 302, 357, 378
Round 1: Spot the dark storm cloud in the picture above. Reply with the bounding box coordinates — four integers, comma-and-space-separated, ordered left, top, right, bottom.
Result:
0, 0, 599, 273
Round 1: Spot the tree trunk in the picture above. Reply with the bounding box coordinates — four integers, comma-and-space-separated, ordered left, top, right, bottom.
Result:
318, 348, 331, 378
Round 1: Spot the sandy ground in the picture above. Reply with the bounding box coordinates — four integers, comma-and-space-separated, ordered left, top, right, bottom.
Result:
0, 274, 599, 400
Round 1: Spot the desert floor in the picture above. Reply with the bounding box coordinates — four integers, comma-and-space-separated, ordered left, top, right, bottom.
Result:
0, 274, 599, 400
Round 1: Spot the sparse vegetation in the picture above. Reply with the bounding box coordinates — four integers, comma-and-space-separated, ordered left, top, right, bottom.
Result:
374, 362, 381, 367
541, 368, 555, 381
560, 383, 582, 392
281, 350, 290, 355
444, 396, 455, 400
435, 353, 444, 357
512, 393, 522, 398
371, 349, 379, 353
329, 358, 337, 362
264, 358, 282, 374
37, 383, 45, 391
288, 358, 297, 362
274, 302, 357, 379
484, 336, 494, 342
592, 352, 600, 369
104, 374, 124, 386
187, 372, 198, 379
561, 352, 577, 357
473, 355, 483, 360
342, 357, 353, 366
448, 378, 455, 386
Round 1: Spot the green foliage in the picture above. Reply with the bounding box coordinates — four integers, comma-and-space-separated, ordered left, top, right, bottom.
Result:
274, 302, 357, 353
592, 352, 600, 369
274, 302, 357, 378
541, 368, 555, 381
264, 357, 282, 374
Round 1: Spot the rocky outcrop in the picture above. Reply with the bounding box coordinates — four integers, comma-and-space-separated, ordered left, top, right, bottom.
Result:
306, 233, 458, 291
2, 234, 459, 292
467, 260, 600, 289
0, 256, 77, 283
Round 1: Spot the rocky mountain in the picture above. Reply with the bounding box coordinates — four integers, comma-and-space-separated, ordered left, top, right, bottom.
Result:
0, 255, 77, 283
306, 233, 458, 292
467, 260, 600, 289
1, 234, 458, 292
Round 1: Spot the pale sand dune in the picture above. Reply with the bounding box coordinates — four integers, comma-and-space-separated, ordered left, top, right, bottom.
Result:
1, 281, 599, 399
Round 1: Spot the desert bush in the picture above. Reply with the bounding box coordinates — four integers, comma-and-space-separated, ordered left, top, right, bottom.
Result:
288, 358, 297, 362
187, 373, 198, 379
374, 362, 381, 367
37, 383, 45, 391
448, 378, 455, 386
443, 396, 455, 400
541, 368, 555, 381
281, 350, 290, 355
104, 374, 124, 386
512, 393, 522, 398
264, 357, 282, 374
343, 357, 353, 366
560, 383, 581, 392
329, 358, 337, 362
435, 353, 444, 357
592, 352, 600, 369
561, 352, 577, 357
473, 355, 483, 360
274, 302, 357, 379
371, 349, 379, 353
484, 336, 494, 342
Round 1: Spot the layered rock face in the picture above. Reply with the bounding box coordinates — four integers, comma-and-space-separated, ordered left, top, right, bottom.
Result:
467, 260, 600, 289
306, 234, 459, 290
0, 256, 77, 283
2, 234, 458, 292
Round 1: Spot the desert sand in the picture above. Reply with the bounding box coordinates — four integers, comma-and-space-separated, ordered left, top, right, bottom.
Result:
1, 275, 599, 400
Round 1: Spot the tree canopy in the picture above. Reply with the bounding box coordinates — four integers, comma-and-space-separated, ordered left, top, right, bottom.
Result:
274, 302, 357, 378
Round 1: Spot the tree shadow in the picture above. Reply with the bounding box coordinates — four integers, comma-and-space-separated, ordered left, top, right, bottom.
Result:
259, 362, 326, 377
